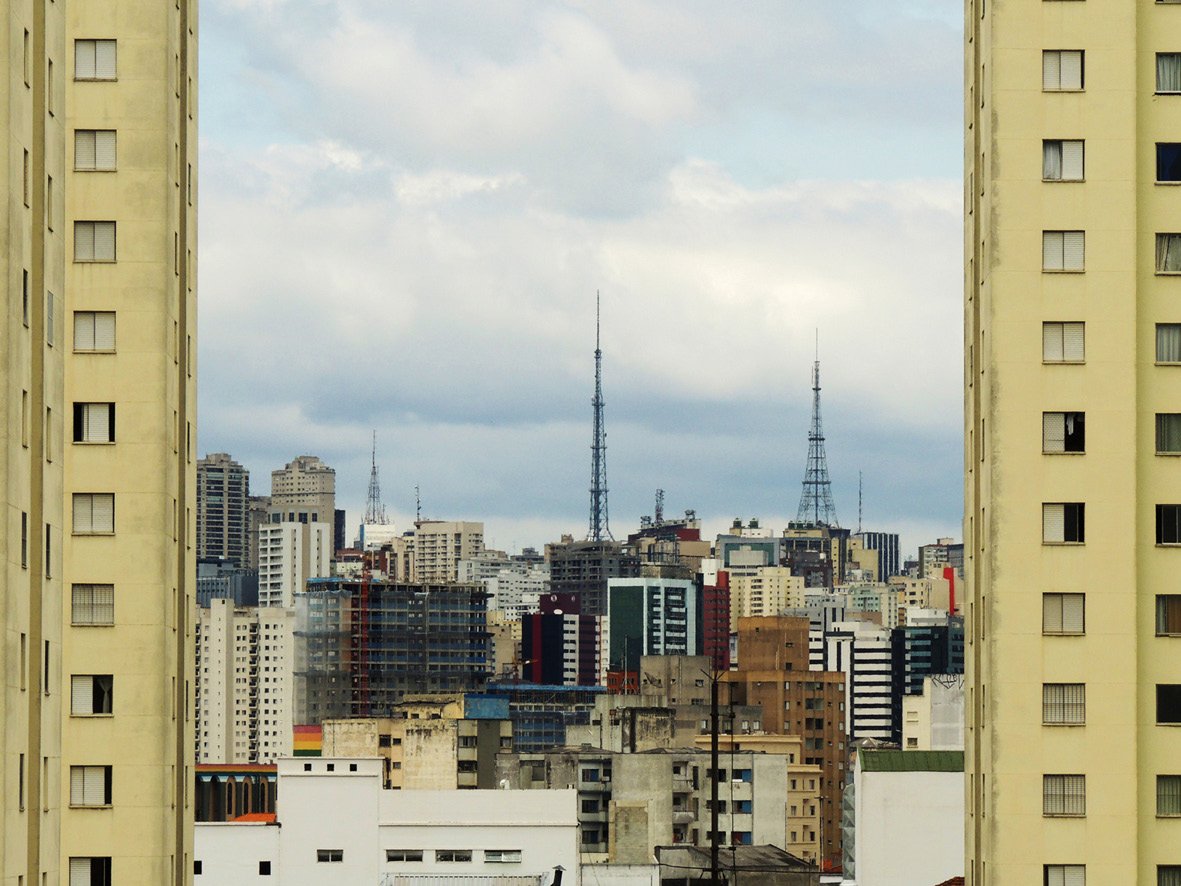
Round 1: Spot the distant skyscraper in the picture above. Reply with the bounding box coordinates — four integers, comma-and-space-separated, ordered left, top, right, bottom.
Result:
198, 453, 250, 567
856, 531, 901, 580
270, 455, 335, 525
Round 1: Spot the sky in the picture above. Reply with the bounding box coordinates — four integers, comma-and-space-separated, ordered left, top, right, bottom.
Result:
197, 0, 964, 560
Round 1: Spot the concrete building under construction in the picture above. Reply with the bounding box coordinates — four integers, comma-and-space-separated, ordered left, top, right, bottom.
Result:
293, 577, 491, 723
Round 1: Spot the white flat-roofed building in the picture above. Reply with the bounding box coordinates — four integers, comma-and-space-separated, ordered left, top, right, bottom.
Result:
195, 757, 580, 886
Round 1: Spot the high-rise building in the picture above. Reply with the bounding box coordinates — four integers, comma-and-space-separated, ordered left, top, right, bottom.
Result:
411, 520, 484, 582
606, 577, 701, 672
965, 3, 1175, 882
546, 535, 640, 617
257, 521, 331, 607
269, 455, 335, 524
197, 453, 249, 567
2, 6, 197, 885
854, 531, 901, 581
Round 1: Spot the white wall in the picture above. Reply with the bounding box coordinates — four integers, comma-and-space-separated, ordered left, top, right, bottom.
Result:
195, 823, 280, 885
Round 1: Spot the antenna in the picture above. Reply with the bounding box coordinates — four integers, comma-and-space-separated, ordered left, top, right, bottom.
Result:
858, 471, 863, 534
654, 489, 664, 525
796, 332, 839, 526
588, 291, 613, 542
414, 485, 421, 524
364, 431, 389, 524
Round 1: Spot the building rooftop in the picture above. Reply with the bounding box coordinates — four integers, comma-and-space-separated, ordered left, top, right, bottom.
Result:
860, 750, 964, 772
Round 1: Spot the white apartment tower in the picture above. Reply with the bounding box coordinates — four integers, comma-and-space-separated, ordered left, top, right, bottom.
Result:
257, 521, 331, 608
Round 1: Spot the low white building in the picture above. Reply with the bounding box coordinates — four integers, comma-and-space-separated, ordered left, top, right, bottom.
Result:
901, 675, 965, 751
196, 758, 580, 886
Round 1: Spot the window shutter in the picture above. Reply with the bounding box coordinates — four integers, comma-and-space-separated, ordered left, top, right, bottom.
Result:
1061, 51, 1083, 89
95, 131, 116, 170
1044, 504, 1065, 542
94, 40, 116, 79
1063, 322, 1084, 360
93, 584, 114, 623
69, 767, 85, 805
71, 585, 93, 624
1063, 594, 1084, 633
83, 404, 110, 443
1044, 595, 1063, 633
74, 222, 94, 261
75, 41, 96, 80
1044, 413, 1066, 451
94, 222, 115, 261
1062, 141, 1084, 179
92, 494, 114, 532
69, 858, 91, 886
72, 676, 93, 714
1043, 231, 1064, 270
1063, 231, 1085, 270
75, 131, 96, 169
73, 494, 93, 534
93, 313, 115, 350
1063, 866, 1085, 886
1043, 51, 1061, 89
74, 312, 95, 351
83, 766, 105, 805
1043, 323, 1064, 361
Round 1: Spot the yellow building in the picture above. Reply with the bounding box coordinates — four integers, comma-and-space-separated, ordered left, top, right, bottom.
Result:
728, 566, 806, 632
966, 1, 1178, 883
3, 3, 196, 885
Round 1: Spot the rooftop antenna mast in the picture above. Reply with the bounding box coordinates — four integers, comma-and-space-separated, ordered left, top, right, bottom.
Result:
857, 471, 863, 534
588, 291, 613, 542
796, 331, 839, 526
414, 485, 421, 524
654, 489, 664, 526
364, 431, 389, 524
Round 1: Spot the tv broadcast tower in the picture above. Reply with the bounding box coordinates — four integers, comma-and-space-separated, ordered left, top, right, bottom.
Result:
796, 336, 839, 526
588, 292, 613, 542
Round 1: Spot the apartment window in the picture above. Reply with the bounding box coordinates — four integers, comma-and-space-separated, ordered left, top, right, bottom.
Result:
1043, 50, 1083, 90
22, 270, 28, 326
74, 312, 115, 352
74, 222, 116, 262
72, 584, 114, 625
1160, 54, 1181, 93
1162, 868, 1181, 886
1158, 595, 1181, 635
1042, 683, 1085, 724
21, 512, 27, 568
1159, 775, 1181, 816
316, 850, 343, 863
484, 851, 522, 864
1160, 144, 1181, 185
1043, 231, 1085, 271
69, 765, 112, 806
68, 858, 112, 886
70, 675, 113, 715
1159, 234, 1181, 273
1043, 593, 1085, 634
74, 130, 116, 171
1043, 140, 1083, 180
259, 861, 272, 875
75, 40, 116, 80
1158, 684, 1181, 723
385, 850, 423, 863
436, 851, 472, 863
1043, 774, 1085, 816
1043, 503, 1084, 543
1159, 415, 1181, 454
1160, 506, 1181, 544
1043, 412, 1084, 453
72, 493, 114, 534
1044, 866, 1085, 886
73, 403, 114, 443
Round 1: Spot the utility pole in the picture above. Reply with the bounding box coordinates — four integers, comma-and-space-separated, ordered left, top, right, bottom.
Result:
710, 676, 721, 886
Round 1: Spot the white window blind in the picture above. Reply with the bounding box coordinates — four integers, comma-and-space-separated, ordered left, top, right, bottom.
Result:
1043, 231, 1085, 271
72, 493, 114, 534
75, 40, 116, 80
1043, 683, 1085, 724
69, 766, 108, 806
74, 312, 115, 352
71, 675, 93, 714
1044, 413, 1066, 451
74, 221, 116, 262
69, 859, 93, 886
1045, 865, 1086, 886
71, 584, 114, 624
1043, 503, 1065, 542
1044, 51, 1083, 90
1044, 774, 1086, 815
76, 403, 113, 443
74, 130, 116, 171
1044, 593, 1085, 634
1043, 322, 1084, 362
1044, 140, 1083, 180
1158, 234, 1181, 273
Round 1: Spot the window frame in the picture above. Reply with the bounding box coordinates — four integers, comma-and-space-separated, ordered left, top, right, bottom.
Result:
73, 402, 115, 444
1043, 50, 1084, 91
1158, 775, 1181, 817
71, 584, 114, 626
1158, 594, 1181, 636
1043, 774, 1086, 817
1043, 865, 1085, 886
1043, 321, 1085, 363
1158, 504, 1181, 545
435, 850, 473, 863
1158, 53, 1181, 94
316, 849, 344, 864
1042, 683, 1085, 725
74, 39, 117, 81
1043, 593, 1085, 635
1043, 139, 1084, 181
74, 129, 117, 172
1043, 502, 1085, 544
72, 493, 115, 535
1042, 412, 1085, 454
68, 764, 112, 808
1042, 230, 1085, 272
73, 221, 116, 263
1157, 684, 1181, 724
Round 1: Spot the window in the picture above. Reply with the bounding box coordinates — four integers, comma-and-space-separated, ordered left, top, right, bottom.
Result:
1160, 506, 1181, 544
581, 768, 600, 782
74, 312, 115, 352
1160, 54, 1181, 93
1159, 234, 1181, 273
1044, 140, 1083, 180
1043, 231, 1085, 271
1043, 322, 1084, 363
1162, 868, 1181, 886
72, 494, 114, 534
1043, 503, 1084, 544
1160, 144, 1181, 184
435, 851, 472, 863
74, 221, 116, 262
68, 857, 112, 886
484, 850, 522, 864
1161, 324, 1181, 363
71, 675, 112, 715
194, 861, 202, 875
21, 512, 27, 568
1158, 775, 1181, 816
1159, 415, 1181, 454
73, 403, 114, 443
1158, 595, 1181, 635
1044, 865, 1085, 886
46, 292, 54, 346
72, 584, 114, 625
581, 798, 599, 813
69, 765, 112, 806
1044, 593, 1085, 634
1043, 774, 1085, 816
74, 130, 116, 171
385, 850, 423, 863
75, 40, 116, 80
1158, 684, 1181, 723
1043, 50, 1083, 90
316, 850, 343, 863
1043, 412, 1084, 453
1042, 683, 1085, 724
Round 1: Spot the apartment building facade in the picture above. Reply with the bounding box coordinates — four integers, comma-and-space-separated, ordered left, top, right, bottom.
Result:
196, 453, 248, 568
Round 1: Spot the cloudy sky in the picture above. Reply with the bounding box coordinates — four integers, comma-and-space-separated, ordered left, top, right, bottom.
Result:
197, 0, 963, 559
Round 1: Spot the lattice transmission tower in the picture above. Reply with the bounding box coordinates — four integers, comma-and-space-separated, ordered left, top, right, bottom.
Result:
364, 430, 389, 524
588, 291, 613, 542
796, 344, 839, 526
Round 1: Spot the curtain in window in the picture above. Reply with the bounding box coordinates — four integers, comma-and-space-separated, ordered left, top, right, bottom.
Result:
1044, 141, 1063, 180
1158, 415, 1181, 453
1158, 234, 1181, 272
1159, 776, 1181, 816
1159, 325, 1181, 362
1160, 866, 1181, 886
1159, 53, 1181, 93
1159, 595, 1181, 635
